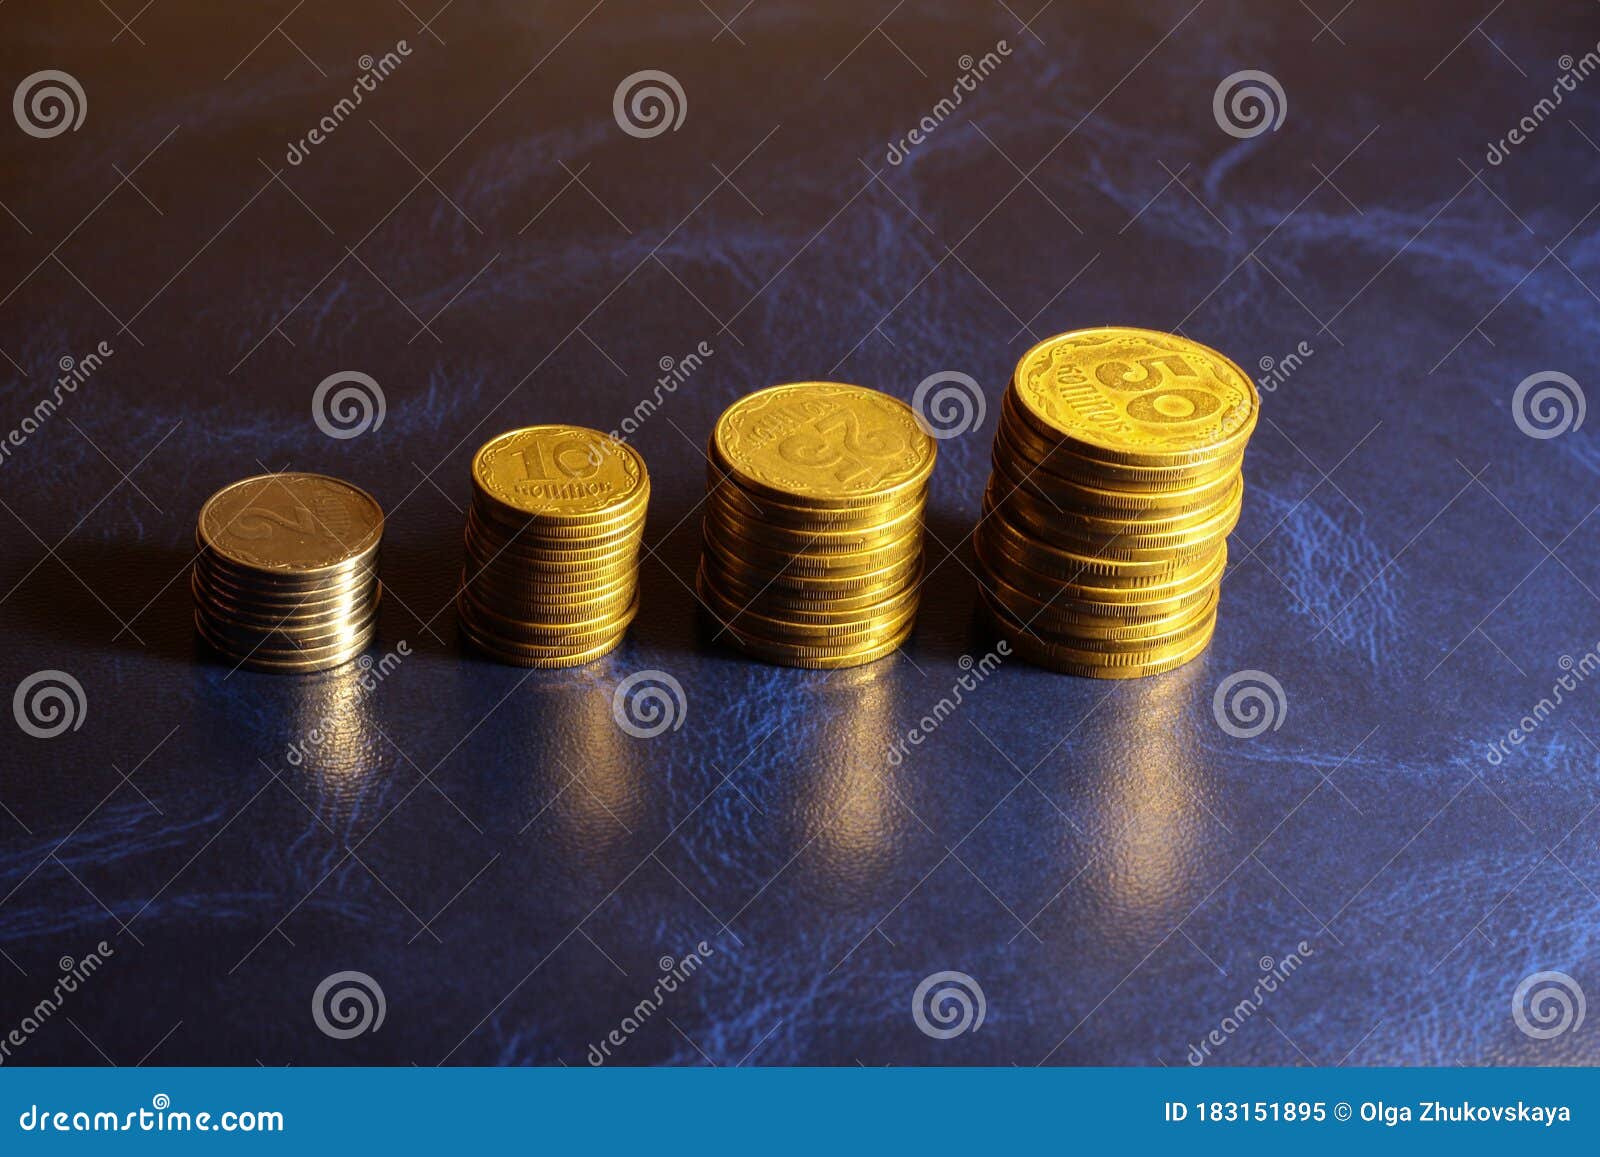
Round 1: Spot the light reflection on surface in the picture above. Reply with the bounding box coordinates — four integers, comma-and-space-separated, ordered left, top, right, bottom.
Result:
798, 660, 909, 897
1085, 656, 1218, 932
522, 675, 643, 853
275, 657, 386, 818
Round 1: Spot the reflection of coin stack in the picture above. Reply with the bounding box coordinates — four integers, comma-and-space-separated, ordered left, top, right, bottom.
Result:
193, 473, 384, 673
458, 425, 648, 667
975, 327, 1259, 678
697, 382, 935, 669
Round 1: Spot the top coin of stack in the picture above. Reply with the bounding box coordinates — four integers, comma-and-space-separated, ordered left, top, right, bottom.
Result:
192, 472, 384, 673
975, 327, 1259, 678
458, 425, 649, 667
697, 382, 935, 669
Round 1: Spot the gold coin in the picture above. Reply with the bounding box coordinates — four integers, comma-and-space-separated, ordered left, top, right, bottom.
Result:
197, 473, 383, 576
976, 535, 1226, 607
978, 499, 1215, 582
701, 556, 923, 613
707, 477, 929, 531
699, 571, 921, 640
993, 608, 1217, 678
701, 532, 923, 592
719, 617, 916, 669
471, 425, 648, 525
981, 581, 1219, 643
458, 619, 628, 668
710, 383, 935, 509
458, 591, 639, 645
1009, 327, 1259, 467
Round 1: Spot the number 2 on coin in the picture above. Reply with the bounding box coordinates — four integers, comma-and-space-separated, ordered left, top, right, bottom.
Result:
779, 409, 904, 483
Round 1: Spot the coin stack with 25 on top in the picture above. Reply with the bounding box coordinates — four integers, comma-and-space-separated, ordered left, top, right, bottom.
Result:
975, 327, 1259, 678
698, 382, 936, 669
193, 472, 384, 673
458, 425, 649, 667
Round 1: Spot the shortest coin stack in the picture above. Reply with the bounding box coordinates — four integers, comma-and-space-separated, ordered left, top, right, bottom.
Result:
975, 327, 1258, 678
458, 425, 649, 667
193, 472, 384, 673
698, 382, 936, 669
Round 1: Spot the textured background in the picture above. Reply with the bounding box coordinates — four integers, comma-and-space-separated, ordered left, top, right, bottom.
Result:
2, 0, 1599, 1067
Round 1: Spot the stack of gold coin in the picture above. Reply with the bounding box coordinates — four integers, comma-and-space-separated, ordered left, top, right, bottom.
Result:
458, 425, 648, 667
192, 472, 383, 673
697, 382, 935, 669
975, 327, 1258, 678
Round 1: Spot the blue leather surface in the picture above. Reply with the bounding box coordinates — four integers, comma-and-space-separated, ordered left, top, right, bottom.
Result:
2, 0, 1599, 1066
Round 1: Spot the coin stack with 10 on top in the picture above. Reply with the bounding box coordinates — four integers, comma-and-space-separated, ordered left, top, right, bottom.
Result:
193, 473, 384, 673
698, 382, 936, 668
458, 425, 649, 667
975, 327, 1259, 677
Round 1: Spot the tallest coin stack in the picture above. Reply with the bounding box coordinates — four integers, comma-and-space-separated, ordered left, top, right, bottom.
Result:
975, 327, 1259, 677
